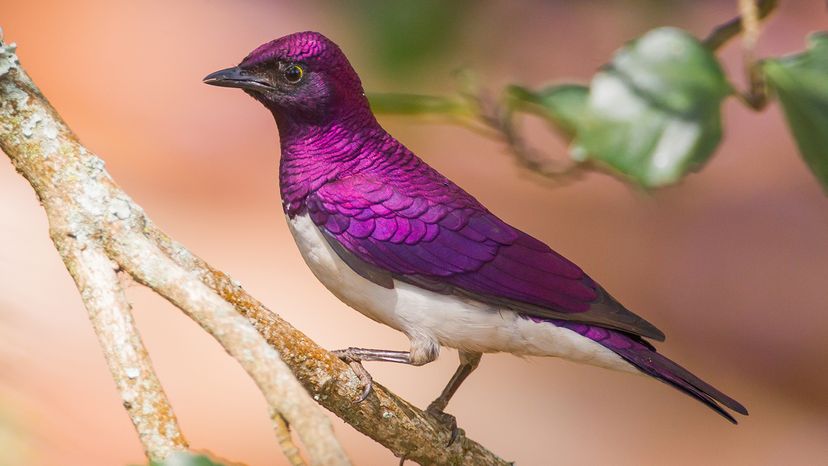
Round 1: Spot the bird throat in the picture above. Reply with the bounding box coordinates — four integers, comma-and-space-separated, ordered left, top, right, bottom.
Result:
276, 108, 385, 217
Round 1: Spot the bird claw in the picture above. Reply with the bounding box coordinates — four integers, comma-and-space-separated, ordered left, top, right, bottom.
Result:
426, 402, 462, 447
332, 348, 374, 402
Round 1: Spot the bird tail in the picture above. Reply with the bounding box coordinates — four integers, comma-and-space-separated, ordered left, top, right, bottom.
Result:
553, 320, 748, 423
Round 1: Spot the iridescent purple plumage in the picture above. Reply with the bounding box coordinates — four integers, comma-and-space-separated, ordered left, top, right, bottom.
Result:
542, 317, 745, 421
205, 31, 747, 425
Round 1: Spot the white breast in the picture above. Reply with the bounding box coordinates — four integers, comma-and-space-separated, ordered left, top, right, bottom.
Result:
286, 212, 636, 373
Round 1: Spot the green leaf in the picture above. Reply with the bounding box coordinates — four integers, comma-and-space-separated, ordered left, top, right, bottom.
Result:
505, 84, 589, 138
764, 32, 828, 193
368, 93, 472, 117
347, 0, 473, 78
572, 27, 731, 187
148, 452, 227, 466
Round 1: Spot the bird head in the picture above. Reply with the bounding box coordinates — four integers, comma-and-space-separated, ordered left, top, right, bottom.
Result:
204, 31, 369, 127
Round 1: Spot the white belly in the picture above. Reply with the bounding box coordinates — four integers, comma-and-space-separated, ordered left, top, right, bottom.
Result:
287, 212, 636, 373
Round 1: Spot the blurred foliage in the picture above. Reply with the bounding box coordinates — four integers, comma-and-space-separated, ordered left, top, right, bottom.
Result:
147, 452, 227, 466
505, 84, 589, 139
369, 6, 828, 193
368, 93, 473, 117
345, 0, 472, 78
569, 28, 730, 187
764, 33, 828, 193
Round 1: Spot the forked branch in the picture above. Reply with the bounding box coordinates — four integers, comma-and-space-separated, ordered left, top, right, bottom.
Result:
0, 32, 345, 466
0, 30, 508, 466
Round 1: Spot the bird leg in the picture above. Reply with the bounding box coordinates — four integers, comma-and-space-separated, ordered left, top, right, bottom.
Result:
332, 347, 434, 402
427, 351, 482, 446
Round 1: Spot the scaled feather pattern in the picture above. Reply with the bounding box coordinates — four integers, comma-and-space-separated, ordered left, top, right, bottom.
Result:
211, 31, 747, 423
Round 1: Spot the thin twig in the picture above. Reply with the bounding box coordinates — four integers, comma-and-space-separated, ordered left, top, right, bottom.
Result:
455, 73, 573, 179
737, 0, 771, 110
273, 412, 306, 466
739, 0, 761, 49
703, 0, 778, 51
373, 89, 583, 183
480, 92, 583, 182
58, 243, 189, 460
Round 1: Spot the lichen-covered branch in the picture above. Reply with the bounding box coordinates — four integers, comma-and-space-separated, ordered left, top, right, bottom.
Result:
147, 224, 511, 466
273, 413, 306, 466
0, 33, 347, 466
58, 242, 189, 460
108, 228, 346, 466
0, 36, 188, 462
0, 31, 509, 466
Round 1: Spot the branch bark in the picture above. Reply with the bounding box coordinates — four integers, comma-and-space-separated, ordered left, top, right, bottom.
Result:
0, 33, 347, 466
148, 224, 510, 466
0, 31, 509, 465
0, 37, 188, 462
58, 239, 189, 460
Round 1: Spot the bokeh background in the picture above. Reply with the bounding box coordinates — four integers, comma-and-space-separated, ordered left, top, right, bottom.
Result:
2, 1, 827, 465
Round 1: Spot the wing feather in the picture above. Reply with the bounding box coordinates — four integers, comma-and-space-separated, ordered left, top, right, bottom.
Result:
306, 175, 665, 341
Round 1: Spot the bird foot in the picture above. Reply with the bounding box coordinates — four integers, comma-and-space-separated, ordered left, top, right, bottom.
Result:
426, 402, 462, 447
332, 348, 373, 402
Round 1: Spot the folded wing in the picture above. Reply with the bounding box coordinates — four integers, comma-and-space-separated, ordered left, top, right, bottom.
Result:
305, 175, 664, 341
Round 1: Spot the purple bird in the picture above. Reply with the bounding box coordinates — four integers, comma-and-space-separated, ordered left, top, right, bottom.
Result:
204, 31, 747, 435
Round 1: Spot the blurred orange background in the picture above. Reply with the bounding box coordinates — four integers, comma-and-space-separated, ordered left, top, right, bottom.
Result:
1, 1, 827, 465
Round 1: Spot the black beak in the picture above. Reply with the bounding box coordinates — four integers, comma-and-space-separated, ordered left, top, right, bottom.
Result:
203, 66, 274, 92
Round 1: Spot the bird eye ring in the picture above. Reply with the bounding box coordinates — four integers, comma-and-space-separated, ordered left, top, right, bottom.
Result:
284, 64, 304, 83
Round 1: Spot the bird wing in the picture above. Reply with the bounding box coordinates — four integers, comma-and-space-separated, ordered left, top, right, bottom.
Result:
305, 175, 665, 341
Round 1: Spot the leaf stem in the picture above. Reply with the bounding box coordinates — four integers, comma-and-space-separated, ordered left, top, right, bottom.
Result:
737, 0, 771, 110
703, 0, 778, 51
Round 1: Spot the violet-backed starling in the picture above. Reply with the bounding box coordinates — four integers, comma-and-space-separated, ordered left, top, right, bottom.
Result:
204, 31, 748, 436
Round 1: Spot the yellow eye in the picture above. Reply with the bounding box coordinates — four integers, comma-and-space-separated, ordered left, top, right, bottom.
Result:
284, 64, 304, 83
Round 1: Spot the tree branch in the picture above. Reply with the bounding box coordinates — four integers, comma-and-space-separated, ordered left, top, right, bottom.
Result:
109, 227, 347, 465
0, 31, 509, 465
273, 413, 306, 466
0, 33, 347, 466
147, 224, 510, 466
0, 36, 188, 462
58, 241, 189, 460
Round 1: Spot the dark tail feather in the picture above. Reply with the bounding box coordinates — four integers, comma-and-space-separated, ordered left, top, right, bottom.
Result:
550, 320, 748, 422
614, 347, 749, 423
